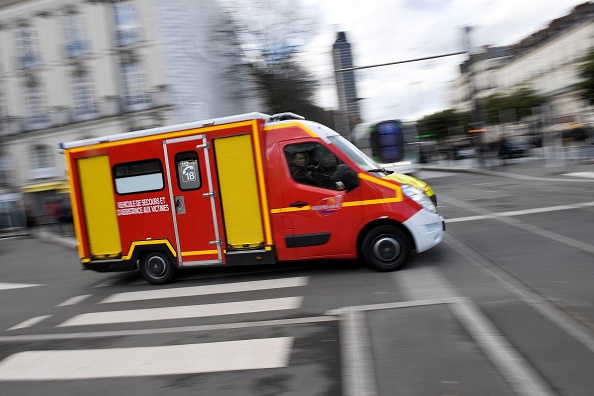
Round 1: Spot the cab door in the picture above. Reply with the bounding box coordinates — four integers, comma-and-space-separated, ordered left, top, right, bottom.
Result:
164, 134, 222, 266
276, 141, 363, 259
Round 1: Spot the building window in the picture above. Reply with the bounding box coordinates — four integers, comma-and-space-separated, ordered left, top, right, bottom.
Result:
0, 154, 9, 186
24, 84, 48, 129
114, 3, 140, 46
64, 13, 86, 58
31, 144, 54, 169
72, 73, 96, 120
113, 159, 164, 195
0, 92, 5, 133
122, 62, 149, 111
15, 28, 39, 69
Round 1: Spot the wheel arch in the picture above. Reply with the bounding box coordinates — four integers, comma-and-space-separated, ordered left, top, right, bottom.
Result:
124, 240, 177, 270
357, 219, 416, 257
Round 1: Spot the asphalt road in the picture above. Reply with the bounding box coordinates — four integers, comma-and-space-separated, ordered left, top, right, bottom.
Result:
1, 168, 593, 395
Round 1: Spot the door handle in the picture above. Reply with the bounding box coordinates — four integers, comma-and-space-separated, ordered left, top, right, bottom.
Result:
174, 196, 186, 214
290, 201, 308, 207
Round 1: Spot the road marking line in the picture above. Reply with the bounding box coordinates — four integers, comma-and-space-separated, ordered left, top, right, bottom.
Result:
91, 279, 118, 288
56, 295, 92, 307
445, 233, 594, 355
7, 316, 52, 331
467, 194, 510, 201
446, 200, 594, 223
393, 266, 460, 301
330, 298, 555, 396
0, 316, 336, 342
442, 195, 594, 255
100, 276, 309, 303
341, 310, 378, 396
0, 282, 43, 291
0, 337, 293, 380
450, 299, 556, 396
58, 297, 303, 327
565, 172, 594, 179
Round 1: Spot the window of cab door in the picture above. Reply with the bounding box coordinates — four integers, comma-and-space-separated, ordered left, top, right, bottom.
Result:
283, 142, 342, 190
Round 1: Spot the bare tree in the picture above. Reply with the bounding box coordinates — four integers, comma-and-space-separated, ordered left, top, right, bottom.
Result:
215, 0, 326, 118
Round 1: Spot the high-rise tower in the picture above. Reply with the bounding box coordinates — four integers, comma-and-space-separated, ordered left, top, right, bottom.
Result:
332, 31, 361, 140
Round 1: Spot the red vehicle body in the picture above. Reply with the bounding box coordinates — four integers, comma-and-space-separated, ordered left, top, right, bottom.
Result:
61, 112, 444, 284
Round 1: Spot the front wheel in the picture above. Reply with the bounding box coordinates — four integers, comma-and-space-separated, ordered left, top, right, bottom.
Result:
140, 252, 176, 285
362, 225, 411, 272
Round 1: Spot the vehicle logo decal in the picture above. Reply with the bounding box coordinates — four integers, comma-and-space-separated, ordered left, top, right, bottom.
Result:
311, 195, 343, 216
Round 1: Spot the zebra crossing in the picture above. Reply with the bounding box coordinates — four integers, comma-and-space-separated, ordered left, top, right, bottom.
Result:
0, 276, 313, 381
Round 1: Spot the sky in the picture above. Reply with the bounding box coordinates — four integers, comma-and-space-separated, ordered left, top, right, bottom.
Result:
298, 0, 588, 123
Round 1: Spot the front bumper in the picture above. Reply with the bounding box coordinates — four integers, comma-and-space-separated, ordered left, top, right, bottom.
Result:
403, 210, 444, 253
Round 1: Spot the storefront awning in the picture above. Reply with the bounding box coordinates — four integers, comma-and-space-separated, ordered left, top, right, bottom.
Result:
21, 181, 70, 193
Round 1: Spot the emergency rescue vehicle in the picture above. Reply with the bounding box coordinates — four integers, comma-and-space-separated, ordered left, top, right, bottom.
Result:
61, 112, 444, 284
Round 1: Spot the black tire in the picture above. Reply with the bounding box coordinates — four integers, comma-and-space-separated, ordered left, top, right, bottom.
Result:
362, 225, 410, 272
140, 252, 176, 285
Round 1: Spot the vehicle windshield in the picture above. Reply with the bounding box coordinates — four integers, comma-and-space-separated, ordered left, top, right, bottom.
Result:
328, 135, 385, 173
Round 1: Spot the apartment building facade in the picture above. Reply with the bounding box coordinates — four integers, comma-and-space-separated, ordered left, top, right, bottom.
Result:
450, 2, 594, 130
0, 0, 260, 228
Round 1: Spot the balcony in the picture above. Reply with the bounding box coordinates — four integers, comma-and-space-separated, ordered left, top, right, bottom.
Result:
0, 87, 171, 135
29, 166, 59, 180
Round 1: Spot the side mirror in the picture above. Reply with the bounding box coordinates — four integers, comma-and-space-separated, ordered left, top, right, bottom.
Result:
334, 164, 359, 191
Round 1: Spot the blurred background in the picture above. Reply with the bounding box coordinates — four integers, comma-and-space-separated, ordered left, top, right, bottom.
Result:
0, 0, 592, 233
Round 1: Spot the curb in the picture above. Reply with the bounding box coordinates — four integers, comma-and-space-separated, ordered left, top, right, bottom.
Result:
35, 231, 78, 250
328, 298, 556, 396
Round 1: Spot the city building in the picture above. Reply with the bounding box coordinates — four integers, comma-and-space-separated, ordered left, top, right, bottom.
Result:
450, 1, 594, 133
332, 31, 361, 141
0, 0, 261, 229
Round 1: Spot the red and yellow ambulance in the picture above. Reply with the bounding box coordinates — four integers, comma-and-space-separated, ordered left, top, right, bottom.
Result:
61, 112, 444, 284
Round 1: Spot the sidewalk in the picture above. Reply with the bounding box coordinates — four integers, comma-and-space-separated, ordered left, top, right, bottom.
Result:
421, 154, 594, 181
1, 225, 78, 250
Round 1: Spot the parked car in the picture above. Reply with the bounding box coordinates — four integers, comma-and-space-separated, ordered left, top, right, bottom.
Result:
499, 140, 530, 159
454, 147, 476, 160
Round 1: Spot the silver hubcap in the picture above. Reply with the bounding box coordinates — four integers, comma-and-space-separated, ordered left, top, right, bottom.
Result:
373, 236, 400, 262
147, 255, 167, 277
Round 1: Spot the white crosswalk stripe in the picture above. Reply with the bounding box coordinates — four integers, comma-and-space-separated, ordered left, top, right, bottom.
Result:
100, 276, 308, 303
0, 276, 309, 378
0, 282, 43, 291
0, 337, 293, 380
564, 171, 594, 179
59, 296, 303, 327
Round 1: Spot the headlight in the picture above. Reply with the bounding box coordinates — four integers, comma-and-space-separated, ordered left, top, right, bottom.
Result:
401, 184, 437, 213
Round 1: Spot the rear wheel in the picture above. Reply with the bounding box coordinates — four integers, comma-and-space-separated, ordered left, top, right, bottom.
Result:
362, 225, 410, 272
140, 252, 176, 284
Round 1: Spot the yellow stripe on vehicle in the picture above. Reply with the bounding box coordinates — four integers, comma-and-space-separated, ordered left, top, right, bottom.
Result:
66, 121, 257, 154
250, 121, 273, 244
122, 239, 177, 260
265, 122, 319, 138
269, 173, 402, 214
65, 151, 85, 260
358, 173, 403, 200
181, 250, 219, 257
270, 206, 312, 214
